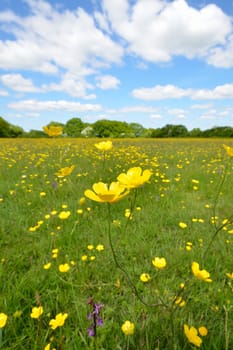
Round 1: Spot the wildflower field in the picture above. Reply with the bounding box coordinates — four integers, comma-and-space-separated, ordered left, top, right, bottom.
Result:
0, 137, 233, 350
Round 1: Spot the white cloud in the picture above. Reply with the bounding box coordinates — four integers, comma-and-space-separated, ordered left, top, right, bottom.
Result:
132, 84, 190, 100
0, 0, 123, 74
8, 99, 102, 112
120, 106, 159, 113
219, 111, 229, 116
96, 75, 120, 89
94, 11, 111, 32
102, 0, 232, 65
190, 103, 213, 109
0, 72, 97, 98
132, 83, 233, 100
0, 89, 8, 96
44, 72, 96, 99
0, 74, 40, 92
207, 34, 233, 68
193, 84, 233, 99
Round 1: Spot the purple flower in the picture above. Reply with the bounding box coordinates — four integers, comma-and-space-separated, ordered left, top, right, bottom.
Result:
87, 298, 103, 337
87, 326, 95, 337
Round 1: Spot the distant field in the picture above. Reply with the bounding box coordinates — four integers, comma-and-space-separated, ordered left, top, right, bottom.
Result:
0, 138, 233, 349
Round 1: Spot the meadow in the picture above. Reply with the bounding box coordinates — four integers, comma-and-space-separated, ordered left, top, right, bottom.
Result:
0, 137, 233, 350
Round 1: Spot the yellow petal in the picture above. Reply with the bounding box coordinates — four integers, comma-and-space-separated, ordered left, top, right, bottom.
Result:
84, 189, 104, 202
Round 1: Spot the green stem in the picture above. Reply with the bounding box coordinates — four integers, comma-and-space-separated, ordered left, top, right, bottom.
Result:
203, 163, 233, 260
203, 213, 233, 260
224, 305, 230, 350
126, 336, 130, 350
123, 188, 138, 233
212, 164, 228, 231
0, 329, 2, 348
107, 204, 167, 309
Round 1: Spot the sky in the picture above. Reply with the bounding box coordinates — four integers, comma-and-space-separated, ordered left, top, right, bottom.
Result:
0, 0, 233, 132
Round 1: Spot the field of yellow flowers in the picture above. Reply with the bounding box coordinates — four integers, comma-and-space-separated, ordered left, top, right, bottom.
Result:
0, 137, 233, 350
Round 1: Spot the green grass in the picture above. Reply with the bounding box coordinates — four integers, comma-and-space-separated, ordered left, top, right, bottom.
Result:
0, 138, 233, 349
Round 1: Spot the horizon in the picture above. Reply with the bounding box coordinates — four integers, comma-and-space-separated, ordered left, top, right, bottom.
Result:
0, 0, 233, 132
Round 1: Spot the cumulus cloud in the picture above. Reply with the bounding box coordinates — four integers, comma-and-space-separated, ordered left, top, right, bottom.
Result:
190, 103, 213, 109
44, 72, 96, 99
132, 84, 190, 100
96, 75, 120, 89
101, 0, 232, 65
0, 0, 123, 74
0, 0, 231, 77
0, 74, 40, 92
207, 34, 233, 68
132, 83, 233, 100
120, 106, 159, 113
0, 89, 8, 96
8, 99, 102, 112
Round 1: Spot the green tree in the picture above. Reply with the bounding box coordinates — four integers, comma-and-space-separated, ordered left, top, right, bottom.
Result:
92, 119, 132, 138
129, 123, 145, 137
0, 116, 25, 137
25, 129, 46, 138
9, 125, 24, 137
203, 126, 233, 137
152, 124, 188, 137
0, 116, 11, 137
188, 128, 202, 137
64, 118, 84, 137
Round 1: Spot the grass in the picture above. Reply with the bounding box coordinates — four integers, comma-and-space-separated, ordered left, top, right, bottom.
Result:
0, 137, 233, 349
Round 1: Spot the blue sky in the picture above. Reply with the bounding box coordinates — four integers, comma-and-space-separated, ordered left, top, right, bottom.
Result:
0, 0, 233, 132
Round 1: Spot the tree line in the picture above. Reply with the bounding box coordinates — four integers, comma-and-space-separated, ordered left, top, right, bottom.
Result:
1, 116, 233, 138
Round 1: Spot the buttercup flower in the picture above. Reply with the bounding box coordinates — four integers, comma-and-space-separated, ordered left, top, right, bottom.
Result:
179, 222, 187, 229
43, 125, 63, 137
125, 208, 133, 219
30, 306, 43, 319
199, 326, 208, 336
192, 261, 212, 282
140, 273, 151, 282
43, 262, 51, 270
58, 263, 70, 272
184, 324, 202, 347
55, 165, 75, 178
95, 140, 112, 151
79, 197, 86, 205
49, 313, 68, 330
85, 182, 129, 203
0, 313, 8, 328
58, 211, 71, 219
223, 144, 233, 157
152, 257, 167, 269
174, 296, 186, 307
226, 272, 233, 279
117, 167, 152, 189
121, 320, 135, 335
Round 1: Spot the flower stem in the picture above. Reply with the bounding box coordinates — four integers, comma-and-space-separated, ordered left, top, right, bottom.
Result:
0, 329, 2, 348
107, 204, 167, 309
203, 163, 233, 260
